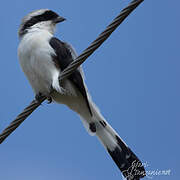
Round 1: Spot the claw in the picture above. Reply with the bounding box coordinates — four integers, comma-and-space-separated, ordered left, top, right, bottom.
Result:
35, 93, 51, 104
35, 92, 44, 103
47, 96, 52, 104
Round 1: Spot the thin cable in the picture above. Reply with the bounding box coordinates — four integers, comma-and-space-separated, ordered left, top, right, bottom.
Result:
0, 0, 144, 144
0, 97, 46, 144
59, 0, 144, 80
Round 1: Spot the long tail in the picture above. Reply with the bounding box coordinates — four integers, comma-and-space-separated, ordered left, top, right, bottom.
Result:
79, 103, 146, 180
96, 121, 145, 180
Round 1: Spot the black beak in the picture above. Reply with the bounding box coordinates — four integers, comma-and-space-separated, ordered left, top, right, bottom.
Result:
54, 16, 66, 23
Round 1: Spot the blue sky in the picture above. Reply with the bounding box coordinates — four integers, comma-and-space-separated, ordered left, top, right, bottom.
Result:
0, 0, 179, 180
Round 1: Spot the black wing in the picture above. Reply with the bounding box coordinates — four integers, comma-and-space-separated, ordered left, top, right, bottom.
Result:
49, 37, 92, 116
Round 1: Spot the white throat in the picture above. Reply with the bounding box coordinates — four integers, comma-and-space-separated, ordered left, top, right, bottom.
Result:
19, 21, 56, 39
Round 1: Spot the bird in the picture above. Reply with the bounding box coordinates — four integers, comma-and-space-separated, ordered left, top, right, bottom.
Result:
18, 9, 146, 180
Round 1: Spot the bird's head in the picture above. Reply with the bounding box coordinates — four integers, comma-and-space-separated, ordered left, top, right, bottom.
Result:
18, 9, 66, 38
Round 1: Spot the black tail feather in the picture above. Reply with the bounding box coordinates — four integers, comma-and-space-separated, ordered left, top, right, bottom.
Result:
107, 135, 146, 180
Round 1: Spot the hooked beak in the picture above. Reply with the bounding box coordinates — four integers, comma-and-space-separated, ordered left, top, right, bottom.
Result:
54, 16, 66, 23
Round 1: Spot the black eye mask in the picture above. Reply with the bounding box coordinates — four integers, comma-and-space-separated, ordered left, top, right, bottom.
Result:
22, 10, 59, 32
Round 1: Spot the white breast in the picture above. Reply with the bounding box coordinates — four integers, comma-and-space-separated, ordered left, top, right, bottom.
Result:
18, 30, 60, 95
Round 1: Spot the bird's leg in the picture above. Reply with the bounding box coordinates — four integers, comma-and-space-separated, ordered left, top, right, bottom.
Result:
35, 92, 45, 103
47, 96, 52, 104
35, 92, 52, 104
46, 86, 54, 104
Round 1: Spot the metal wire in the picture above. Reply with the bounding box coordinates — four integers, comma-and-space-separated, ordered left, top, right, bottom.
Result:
0, 0, 144, 144
59, 0, 144, 80
0, 97, 46, 144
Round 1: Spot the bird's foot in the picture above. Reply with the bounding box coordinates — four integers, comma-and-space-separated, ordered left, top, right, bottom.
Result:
35, 92, 51, 104
47, 96, 52, 104
35, 92, 45, 103
35, 93, 53, 104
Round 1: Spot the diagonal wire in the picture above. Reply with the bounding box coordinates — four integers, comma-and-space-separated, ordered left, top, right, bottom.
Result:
59, 0, 144, 80
0, 0, 144, 144
0, 97, 46, 144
